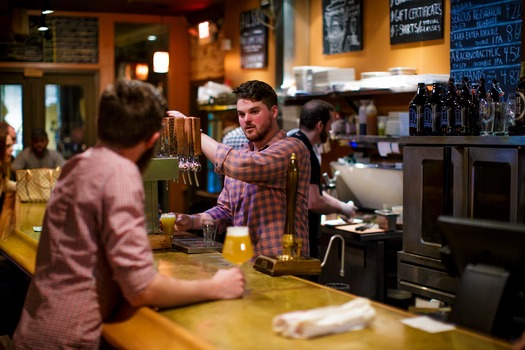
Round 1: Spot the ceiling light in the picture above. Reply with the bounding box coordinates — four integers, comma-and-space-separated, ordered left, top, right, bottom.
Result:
42, 0, 54, 15
38, 15, 49, 31
147, 35, 157, 41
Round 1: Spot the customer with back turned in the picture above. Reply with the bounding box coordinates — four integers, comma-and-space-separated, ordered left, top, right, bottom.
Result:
290, 99, 357, 258
13, 79, 244, 349
11, 128, 65, 171
168, 80, 311, 258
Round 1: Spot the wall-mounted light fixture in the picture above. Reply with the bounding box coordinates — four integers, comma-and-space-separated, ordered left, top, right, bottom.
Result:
135, 63, 149, 80
198, 21, 210, 39
197, 20, 218, 45
42, 0, 54, 15
153, 51, 169, 73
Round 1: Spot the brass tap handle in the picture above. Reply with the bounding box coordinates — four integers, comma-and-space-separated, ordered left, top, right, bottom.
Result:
168, 117, 177, 157
184, 117, 194, 157
175, 117, 187, 156
279, 153, 299, 261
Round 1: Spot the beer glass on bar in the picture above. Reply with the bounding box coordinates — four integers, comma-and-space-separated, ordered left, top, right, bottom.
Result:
222, 226, 254, 265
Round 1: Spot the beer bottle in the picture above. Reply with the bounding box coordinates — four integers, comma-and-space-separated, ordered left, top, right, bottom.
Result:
409, 83, 428, 136
489, 79, 504, 102
454, 78, 470, 136
476, 77, 487, 100
441, 78, 456, 136
424, 82, 443, 136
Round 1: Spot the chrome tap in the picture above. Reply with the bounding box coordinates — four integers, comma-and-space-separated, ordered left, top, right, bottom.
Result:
321, 234, 345, 277
323, 170, 340, 199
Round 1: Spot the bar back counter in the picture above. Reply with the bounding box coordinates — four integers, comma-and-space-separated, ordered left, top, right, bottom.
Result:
0, 201, 512, 349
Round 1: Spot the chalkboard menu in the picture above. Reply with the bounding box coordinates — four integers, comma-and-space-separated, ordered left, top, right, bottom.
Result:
390, 0, 444, 45
450, 0, 522, 95
322, 0, 362, 55
240, 9, 268, 69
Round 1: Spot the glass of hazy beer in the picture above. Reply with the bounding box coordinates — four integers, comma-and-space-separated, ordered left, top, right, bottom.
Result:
222, 226, 254, 265
160, 213, 176, 236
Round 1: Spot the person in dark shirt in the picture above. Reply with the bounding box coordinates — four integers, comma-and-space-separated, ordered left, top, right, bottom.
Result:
290, 99, 357, 258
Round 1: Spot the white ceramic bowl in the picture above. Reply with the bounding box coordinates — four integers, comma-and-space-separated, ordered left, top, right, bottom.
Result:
330, 162, 403, 211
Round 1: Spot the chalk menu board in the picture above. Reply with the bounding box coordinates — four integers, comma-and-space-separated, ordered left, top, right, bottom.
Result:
450, 0, 522, 95
240, 9, 268, 69
322, 0, 362, 55
390, 0, 444, 45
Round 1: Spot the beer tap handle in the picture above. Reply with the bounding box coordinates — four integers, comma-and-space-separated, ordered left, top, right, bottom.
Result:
176, 117, 187, 157
192, 117, 202, 156
185, 117, 194, 158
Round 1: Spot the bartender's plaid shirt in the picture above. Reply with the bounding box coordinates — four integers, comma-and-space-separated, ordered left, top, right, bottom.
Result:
207, 130, 311, 257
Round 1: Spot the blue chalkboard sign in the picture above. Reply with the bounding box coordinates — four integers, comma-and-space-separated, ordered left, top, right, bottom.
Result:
450, 0, 522, 96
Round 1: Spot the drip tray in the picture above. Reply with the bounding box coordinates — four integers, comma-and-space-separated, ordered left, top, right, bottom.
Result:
172, 234, 223, 254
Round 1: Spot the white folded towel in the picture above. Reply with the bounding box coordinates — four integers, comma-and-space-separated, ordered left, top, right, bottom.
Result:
272, 297, 376, 339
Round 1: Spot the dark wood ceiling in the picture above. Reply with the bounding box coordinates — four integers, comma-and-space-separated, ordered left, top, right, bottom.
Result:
7, 0, 226, 24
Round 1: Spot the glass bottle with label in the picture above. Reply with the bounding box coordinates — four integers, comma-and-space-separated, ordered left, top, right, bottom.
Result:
424, 82, 443, 136
454, 78, 470, 136
358, 100, 368, 135
366, 100, 378, 135
440, 78, 456, 136
409, 83, 428, 136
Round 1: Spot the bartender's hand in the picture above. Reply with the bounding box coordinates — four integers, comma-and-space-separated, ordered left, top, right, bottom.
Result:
166, 110, 187, 118
340, 200, 358, 219
174, 213, 194, 231
210, 267, 245, 299
174, 213, 214, 231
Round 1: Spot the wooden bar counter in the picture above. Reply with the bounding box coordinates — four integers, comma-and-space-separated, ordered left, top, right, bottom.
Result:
0, 202, 512, 349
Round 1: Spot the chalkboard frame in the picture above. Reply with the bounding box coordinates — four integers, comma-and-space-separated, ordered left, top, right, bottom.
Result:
390, 0, 444, 45
240, 8, 269, 69
322, 0, 363, 55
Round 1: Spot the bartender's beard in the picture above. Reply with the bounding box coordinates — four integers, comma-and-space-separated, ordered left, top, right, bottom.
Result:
244, 121, 272, 143
136, 141, 157, 173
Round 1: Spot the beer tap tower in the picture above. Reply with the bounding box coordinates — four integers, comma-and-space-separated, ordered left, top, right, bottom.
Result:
253, 153, 322, 276
142, 116, 202, 249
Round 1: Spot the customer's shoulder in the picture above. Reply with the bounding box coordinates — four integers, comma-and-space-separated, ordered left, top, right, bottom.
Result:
74, 147, 138, 175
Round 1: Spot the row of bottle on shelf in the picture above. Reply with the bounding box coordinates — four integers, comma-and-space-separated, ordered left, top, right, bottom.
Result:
408, 76, 525, 136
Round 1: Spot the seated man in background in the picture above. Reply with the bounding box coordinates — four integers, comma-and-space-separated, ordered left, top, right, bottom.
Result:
289, 99, 357, 258
11, 128, 65, 171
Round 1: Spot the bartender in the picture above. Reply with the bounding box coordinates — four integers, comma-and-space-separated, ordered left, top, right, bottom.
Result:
169, 80, 311, 258
289, 99, 357, 258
